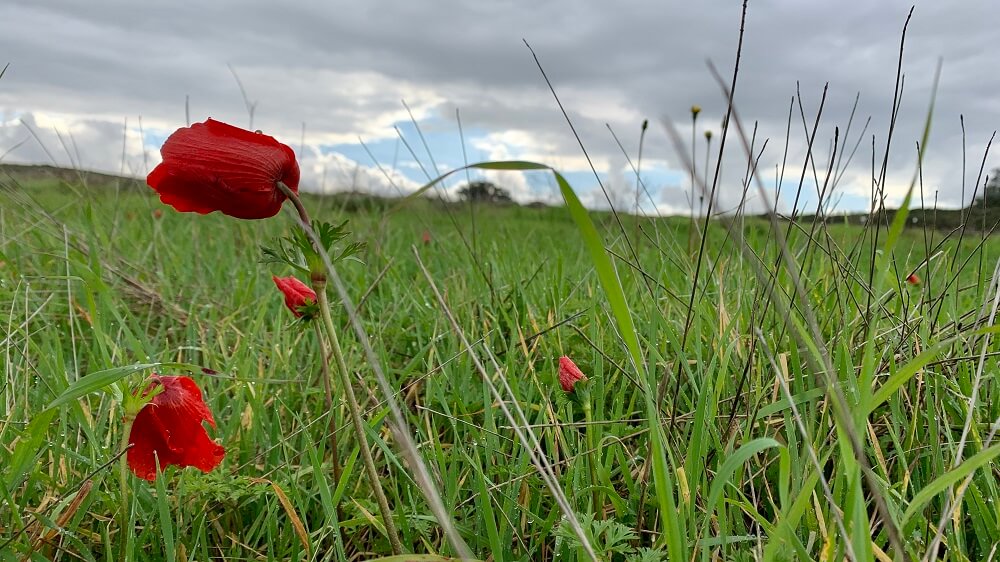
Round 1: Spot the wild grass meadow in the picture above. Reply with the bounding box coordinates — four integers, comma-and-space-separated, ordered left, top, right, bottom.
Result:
2, 157, 1000, 561
3, 12, 1000, 562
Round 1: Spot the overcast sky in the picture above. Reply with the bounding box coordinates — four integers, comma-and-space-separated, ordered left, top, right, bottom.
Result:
1, 1, 998, 214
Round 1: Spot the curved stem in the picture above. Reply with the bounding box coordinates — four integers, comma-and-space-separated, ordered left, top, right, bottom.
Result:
279, 182, 313, 224
275, 181, 404, 555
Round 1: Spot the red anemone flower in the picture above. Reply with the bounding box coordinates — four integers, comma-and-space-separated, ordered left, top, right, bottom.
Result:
273, 275, 318, 319
127, 375, 224, 481
906, 273, 920, 285
558, 356, 588, 393
146, 118, 300, 219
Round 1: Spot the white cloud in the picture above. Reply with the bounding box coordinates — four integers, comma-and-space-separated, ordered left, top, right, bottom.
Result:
470, 129, 613, 171
1, 1, 998, 213
215, 68, 448, 145
0, 109, 422, 197
0, 111, 156, 177
297, 146, 420, 196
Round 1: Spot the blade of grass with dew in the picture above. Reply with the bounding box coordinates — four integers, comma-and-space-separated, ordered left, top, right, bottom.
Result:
754, 388, 826, 420
306, 444, 348, 560
4, 408, 58, 492
266, 479, 312, 557
763, 472, 821, 561
43, 362, 191, 410
787, 304, 876, 560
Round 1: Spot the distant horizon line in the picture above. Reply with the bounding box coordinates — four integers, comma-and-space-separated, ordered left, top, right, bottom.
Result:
0, 161, 978, 218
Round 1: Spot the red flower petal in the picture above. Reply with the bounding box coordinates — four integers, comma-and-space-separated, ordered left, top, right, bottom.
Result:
127, 375, 225, 481
272, 275, 318, 318
146, 119, 300, 220
558, 356, 588, 393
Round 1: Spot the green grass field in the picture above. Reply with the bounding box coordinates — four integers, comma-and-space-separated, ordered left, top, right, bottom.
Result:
2, 168, 1000, 561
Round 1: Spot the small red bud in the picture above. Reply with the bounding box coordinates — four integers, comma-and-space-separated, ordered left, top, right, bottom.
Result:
272, 276, 319, 319
557, 356, 588, 393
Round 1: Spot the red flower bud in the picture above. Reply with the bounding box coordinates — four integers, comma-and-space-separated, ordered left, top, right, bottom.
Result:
558, 356, 588, 393
127, 375, 224, 481
422, 230, 432, 245
146, 118, 300, 220
273, 275, 318, 319
906, 273, 920, 285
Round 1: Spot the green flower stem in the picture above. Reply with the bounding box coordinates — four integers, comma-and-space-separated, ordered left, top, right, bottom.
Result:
582, 399, 602, 519
316, 285, 404, 554
118, 413, 135, 561
313, 323, 343, 501
273, 182, 403, 555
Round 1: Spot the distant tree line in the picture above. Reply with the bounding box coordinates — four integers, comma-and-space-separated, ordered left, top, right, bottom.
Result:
979, 167, 1000, 206
457, 180, 512, 203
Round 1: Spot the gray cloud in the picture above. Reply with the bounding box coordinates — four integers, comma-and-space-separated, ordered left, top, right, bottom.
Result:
0, 0, 997, 211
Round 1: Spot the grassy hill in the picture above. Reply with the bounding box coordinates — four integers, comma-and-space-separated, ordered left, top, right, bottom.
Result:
0, 163, 147, 189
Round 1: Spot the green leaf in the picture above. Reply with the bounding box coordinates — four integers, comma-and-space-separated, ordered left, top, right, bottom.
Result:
366, 554, 481, 562
902, 442, 1000, 532
262, 219, 363, 274
470, 160, 550, 171
7, 362, 169, 491
551, 171, 640, 369
45, 363, 161, 411
391, 160, 548, 212
703, 439, 783, 530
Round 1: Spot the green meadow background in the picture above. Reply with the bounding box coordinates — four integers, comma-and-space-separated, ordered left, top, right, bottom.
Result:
1, 165, 1000, 561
